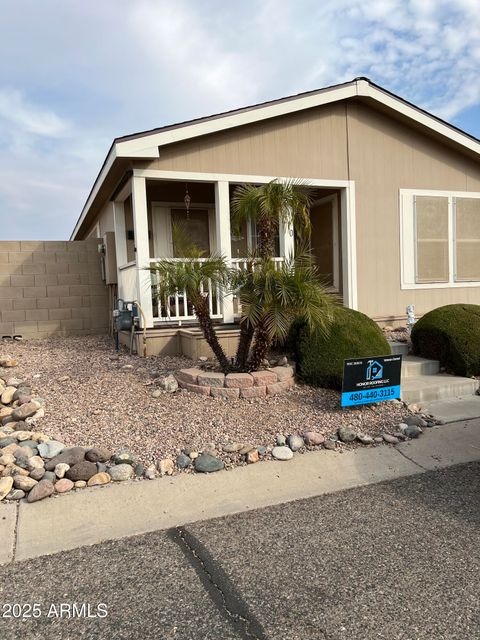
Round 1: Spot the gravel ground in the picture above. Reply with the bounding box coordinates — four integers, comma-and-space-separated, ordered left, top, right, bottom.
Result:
1, 335, 408, 467
382, 324, 411, 345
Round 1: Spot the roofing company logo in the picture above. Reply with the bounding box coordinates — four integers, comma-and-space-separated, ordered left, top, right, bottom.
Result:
366, 359, 383, 381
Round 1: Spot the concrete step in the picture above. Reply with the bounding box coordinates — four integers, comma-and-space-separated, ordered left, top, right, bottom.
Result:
418, 397, 480, 423
389, 341, 409, 356
402, 355, 440, 379
401, 374, 479, 405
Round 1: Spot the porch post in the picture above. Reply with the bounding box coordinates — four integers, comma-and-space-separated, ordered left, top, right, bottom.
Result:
214, 181, 235, 324
131, 176, 154, 327
340, 183, 358, 310
279, 218, 295, 259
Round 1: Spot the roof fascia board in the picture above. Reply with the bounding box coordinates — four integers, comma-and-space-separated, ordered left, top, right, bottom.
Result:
117, 145, 160, 158
356, 79, 480, 155
115, 84, 358, 156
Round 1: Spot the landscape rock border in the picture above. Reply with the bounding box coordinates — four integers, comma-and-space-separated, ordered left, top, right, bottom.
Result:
175, 365, 295, 399
1, 353, 442, 505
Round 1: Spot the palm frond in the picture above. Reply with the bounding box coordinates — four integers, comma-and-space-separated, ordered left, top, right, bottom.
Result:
171, 222, 207, 259
231, 179, 314, 251
148, 252, 230, 306
234, 251, 338, 346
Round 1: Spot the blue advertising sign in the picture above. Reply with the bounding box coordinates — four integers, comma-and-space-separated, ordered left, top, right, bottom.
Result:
341, 355, 402, 407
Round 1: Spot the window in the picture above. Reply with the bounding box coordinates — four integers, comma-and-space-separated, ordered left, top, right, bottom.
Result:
415, 196, 449, 283
455, 198, 480, 281
171, 209, 210, 257
400, 189, 480, 288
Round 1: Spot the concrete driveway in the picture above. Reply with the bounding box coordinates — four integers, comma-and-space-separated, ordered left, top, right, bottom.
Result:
1, 461, 479, 640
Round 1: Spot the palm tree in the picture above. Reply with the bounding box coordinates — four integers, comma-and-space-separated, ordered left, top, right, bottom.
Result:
148, 229, 232, 373
231, 178, 315, 367
231, 179, 314, 259
232, 252, 337, 370
148, 185, 336, 375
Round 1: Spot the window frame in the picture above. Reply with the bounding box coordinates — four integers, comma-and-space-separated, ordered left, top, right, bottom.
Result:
400, 188, 480, 289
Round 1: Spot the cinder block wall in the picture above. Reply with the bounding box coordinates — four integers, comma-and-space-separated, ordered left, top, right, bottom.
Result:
0, 239, 109, 339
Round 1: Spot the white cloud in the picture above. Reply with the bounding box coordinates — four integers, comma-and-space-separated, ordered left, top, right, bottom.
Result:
0, 89, 70, 138
126, 0, 262, 114
289, 0, 480, 123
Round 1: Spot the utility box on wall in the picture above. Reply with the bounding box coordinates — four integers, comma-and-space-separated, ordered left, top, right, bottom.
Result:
103, 231, 117, 284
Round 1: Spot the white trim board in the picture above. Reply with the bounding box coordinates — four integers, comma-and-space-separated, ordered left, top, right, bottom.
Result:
133, 168, 352, 187
400, 188, 480, 290
114, 85, 357, 157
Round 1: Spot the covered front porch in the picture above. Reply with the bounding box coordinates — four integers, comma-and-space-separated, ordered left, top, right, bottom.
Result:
112, 170, 357, 328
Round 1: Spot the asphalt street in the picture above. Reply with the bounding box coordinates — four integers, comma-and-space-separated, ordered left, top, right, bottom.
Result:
1, 462, 479, 640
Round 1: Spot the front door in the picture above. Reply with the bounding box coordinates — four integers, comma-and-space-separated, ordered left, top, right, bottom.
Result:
309, 195, 340, 291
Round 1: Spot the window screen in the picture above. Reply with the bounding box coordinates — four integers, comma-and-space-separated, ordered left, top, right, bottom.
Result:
455, 197, 480, 281
415, 196, 449, 283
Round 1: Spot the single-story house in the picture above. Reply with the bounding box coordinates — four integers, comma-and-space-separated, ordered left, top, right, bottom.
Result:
70, 77, 480, 354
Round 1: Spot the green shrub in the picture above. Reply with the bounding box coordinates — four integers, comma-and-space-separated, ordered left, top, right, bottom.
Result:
411, 304, 480, 376
290, 307, 391, 389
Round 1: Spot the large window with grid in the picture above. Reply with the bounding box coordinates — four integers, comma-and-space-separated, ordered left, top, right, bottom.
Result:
400, 190, 480, 288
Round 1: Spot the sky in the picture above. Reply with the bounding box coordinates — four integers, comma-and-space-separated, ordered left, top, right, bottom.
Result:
0, 0, 479, 240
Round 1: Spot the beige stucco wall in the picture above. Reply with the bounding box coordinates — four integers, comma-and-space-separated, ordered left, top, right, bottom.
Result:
138, 98, 480, 321
0, 239, 109, 339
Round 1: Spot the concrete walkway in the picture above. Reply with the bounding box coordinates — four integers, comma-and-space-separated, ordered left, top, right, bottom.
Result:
1, 418, 479, 565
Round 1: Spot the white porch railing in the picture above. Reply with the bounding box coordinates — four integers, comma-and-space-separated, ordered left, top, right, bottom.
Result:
230, 257, 285, 271
150, 257, 284, 324
149, 256, 285, 324
150, 258, 223, 323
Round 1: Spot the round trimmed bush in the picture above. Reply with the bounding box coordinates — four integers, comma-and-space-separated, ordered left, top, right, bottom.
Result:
290, 307, 391, 389
411, 304, 480, 376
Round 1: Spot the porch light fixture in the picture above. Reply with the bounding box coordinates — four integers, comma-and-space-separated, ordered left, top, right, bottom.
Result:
184, 184, 191, 218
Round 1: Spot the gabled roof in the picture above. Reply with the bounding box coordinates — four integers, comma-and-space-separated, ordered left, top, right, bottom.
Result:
71, 77, 480, 239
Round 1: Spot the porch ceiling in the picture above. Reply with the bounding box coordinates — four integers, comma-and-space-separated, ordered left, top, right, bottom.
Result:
146, 179, 215, 203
